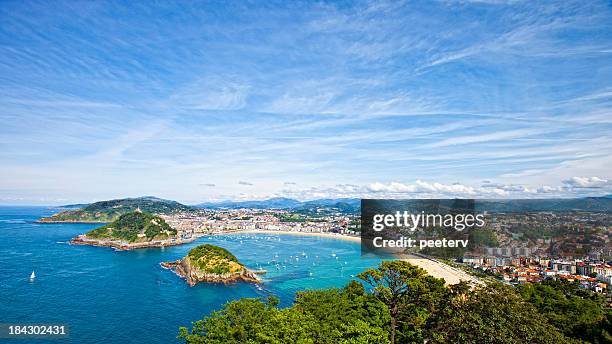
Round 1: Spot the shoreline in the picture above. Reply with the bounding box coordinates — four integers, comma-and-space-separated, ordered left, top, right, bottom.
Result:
217, 231, 478, 286
210, 229, 362, 243
68, 229, 477, 286
36, 220, 108, 224
67, 230, 361, 251
401, 253, 483, 286
160, 259, 262, 286
69, 235, 198, 250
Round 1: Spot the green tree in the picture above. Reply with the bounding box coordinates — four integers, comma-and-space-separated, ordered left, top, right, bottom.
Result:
517, 280, 610, 343
178, 261, 604, 344
179, 284, 390, 344
178, 297, 316, 344
357, 260, 445, 344
294, 281, 389, 343
427, 283, 574, 343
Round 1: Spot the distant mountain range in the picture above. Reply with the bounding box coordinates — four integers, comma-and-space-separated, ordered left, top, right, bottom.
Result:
195, 197, 302, 209
475, 196, 612, 212
194, 197, 361, 213
363, 196, 612, 213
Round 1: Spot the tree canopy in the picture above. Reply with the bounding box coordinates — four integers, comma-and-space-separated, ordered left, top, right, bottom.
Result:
178, 260, 599, 344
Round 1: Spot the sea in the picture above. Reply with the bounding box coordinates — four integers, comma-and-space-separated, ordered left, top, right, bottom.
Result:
0, 206, 382, 344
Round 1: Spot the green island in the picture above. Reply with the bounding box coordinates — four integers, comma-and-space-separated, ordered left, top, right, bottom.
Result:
187, 245, 242, 274
70, 211, 187, 250
37, 196, 193, 223
178, 260, 611, 344
161, 244, 262, 286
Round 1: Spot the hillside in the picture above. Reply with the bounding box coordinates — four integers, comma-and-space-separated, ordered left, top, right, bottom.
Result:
83, 211, 178, 243
161, 244, 261, 286
187, 244, 243, 274
195, 197, 361, 214
476, 197, 612, 212
38, 196, 193, 223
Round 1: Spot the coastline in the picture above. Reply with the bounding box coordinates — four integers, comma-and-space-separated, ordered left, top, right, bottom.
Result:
160, 259, 262, 286
68, 230, 360, 250
36, 219, 108, 224
69, 234, 198, 250
68, 228, 476, 287
401, 253, 483, 286
212, 229, 362, 243
217, 230, 478, 286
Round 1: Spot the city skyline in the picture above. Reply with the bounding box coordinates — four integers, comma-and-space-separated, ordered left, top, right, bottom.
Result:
1, 1, 611, 204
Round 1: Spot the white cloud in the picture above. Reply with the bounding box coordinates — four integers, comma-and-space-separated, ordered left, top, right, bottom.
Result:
273, 177, 611, 201
562, 176, 610, 189
536, 185, 561, 194
367, 180, 477, 195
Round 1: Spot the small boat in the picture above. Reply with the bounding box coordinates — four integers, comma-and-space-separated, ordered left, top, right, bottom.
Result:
29, 271, 36, 280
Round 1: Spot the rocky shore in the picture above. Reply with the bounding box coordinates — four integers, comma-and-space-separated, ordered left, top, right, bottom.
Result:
70, 235, 197, 251
160, 244, 263, 286
36, 219, 107, 224
160, 258, 262, 286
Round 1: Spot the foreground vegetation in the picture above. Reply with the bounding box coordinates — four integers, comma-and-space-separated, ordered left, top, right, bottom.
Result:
179, 261, 611, 344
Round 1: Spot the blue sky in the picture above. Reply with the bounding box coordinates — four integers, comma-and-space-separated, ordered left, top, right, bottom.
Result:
1, 0, 611, 204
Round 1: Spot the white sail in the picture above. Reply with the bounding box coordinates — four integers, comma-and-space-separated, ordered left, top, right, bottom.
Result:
30, 271, 36, 279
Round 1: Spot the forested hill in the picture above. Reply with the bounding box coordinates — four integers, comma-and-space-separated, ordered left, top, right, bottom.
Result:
84, 211, 178, 243
38, 196, 193, 223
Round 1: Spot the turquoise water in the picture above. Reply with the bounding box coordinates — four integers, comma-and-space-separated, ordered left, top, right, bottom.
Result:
0, 207, 381, 343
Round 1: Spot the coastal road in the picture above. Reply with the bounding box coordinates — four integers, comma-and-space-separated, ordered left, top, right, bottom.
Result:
402, 253, 483, 286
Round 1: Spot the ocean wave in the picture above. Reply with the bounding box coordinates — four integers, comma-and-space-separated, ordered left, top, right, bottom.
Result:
0, 219, 26, 224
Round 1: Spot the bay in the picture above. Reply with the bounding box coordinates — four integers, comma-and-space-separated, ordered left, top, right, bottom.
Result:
0, 206, 381, 343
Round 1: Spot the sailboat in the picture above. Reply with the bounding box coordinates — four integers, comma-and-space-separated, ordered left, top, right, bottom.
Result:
29, 271, 36, 280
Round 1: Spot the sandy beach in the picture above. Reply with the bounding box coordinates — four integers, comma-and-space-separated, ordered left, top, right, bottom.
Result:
401, 253, 483, 286
211, 229, 362, 243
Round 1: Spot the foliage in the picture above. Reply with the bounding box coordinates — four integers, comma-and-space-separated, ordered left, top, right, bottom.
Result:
178, 261, 595, 344
358, 260, 446, 344
427, 283, 574, 344
178, 297, 315, 344
187, 244, 242, 274
277, 213, 307, 222
85, 211, 176, 242
293, 281, 390, 343
517, 280, 611, 343
468, 228, 499, 248
178, 285, 389, 344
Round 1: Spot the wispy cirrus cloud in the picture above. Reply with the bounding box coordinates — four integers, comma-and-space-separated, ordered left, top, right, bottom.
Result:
0, 0, 610, 204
